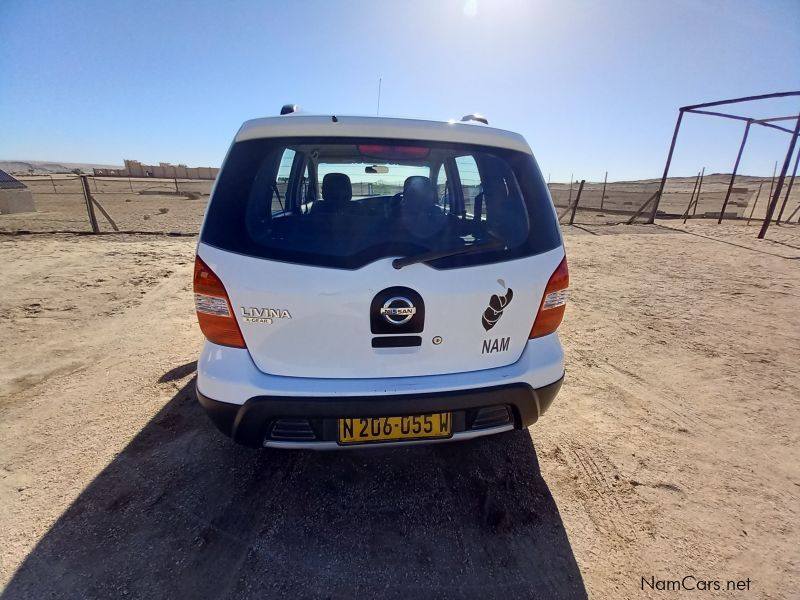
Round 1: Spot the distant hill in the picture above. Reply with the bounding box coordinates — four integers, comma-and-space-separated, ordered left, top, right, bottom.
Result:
0, 160, 122, 175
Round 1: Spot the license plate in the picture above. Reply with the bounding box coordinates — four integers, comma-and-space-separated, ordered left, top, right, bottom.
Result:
338, 413, 452, 445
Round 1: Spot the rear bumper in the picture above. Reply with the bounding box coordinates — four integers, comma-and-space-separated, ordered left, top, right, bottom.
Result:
196, 377, 563, 448
197, 334, 565, 403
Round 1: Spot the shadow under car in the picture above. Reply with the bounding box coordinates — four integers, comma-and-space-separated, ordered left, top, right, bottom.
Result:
3, 376, 587, 600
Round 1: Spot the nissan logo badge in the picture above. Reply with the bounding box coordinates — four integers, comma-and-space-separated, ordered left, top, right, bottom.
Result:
380, 296, 416, 325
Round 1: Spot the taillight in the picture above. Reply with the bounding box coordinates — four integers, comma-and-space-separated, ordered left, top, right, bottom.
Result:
193, 256, 246, 348
530, 257, 569, 339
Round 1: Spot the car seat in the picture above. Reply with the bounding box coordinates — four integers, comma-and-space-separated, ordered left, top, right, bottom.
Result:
312, 173, 352, 215
400, 176, 447, 239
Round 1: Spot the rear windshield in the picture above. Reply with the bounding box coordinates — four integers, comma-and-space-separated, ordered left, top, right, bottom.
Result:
201, 137, 560, 269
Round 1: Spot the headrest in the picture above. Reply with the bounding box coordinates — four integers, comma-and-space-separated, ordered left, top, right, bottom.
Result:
322, 173, 352, 204
400, 175, 445, 238
403, 176, 436, 207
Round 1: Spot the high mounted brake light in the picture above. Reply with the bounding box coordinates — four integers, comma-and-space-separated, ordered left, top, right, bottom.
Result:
193, 256, 246, 348
357, 144, 430, 159
529, 257, 569, 339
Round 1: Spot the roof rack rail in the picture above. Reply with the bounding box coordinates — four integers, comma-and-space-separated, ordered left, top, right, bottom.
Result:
460, 113, 488, 125
280, 104, 300, 115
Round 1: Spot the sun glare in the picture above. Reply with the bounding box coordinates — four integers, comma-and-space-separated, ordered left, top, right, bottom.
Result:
463, 0, 478, 18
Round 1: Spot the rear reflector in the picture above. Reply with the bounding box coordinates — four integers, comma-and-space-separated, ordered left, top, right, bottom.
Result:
193, 256, 246, 348
530, 257, 569, 339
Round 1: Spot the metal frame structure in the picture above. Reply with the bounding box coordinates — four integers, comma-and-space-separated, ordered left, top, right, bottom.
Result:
649, 91, 800, 238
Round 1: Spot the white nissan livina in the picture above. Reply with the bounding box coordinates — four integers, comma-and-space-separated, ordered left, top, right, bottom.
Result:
193, 106, 568, 449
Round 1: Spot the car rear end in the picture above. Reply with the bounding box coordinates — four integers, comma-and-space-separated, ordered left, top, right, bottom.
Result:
194, 114, 567, 448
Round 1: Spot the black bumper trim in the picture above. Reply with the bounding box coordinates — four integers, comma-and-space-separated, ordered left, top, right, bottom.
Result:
196, 375, 564, 448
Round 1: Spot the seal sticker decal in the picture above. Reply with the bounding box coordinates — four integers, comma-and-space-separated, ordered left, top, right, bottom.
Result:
481, 279, 513, 331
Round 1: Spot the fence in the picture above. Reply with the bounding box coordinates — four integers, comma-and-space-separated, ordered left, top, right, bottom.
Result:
1, 173, 798, 235
0, 175, 213, 234
551, 173, 800, 227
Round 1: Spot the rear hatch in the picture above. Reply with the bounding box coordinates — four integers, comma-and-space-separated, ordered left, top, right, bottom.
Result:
198, 134, 563, 379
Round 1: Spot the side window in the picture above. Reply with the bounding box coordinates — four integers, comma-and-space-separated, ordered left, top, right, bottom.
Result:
455, 155, 482, 218
435, 164, 449, 213
274, 149, 295, 213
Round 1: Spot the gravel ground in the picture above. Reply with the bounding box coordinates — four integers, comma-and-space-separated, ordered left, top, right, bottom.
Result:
0, 221, 798, 599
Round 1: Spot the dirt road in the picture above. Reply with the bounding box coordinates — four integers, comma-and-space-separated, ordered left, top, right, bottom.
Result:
1, 222, 798, 599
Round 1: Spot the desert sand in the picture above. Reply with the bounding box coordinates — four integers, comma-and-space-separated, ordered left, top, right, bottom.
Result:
0, 220, 797, 599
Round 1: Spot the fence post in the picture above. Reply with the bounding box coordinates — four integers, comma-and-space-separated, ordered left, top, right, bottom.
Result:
785, 199, 800, 223
775, 144, 799, 224
758, 111, 800, 239
568, 180, 585, 225
626, 191, 659, 225
49, 175, 57, 193
89, 195, 119, 232
693, 167, 705, 216
746, 183, 763, 226
174, 178, 180, 193
129, 177, 134, 193
755, 162, 778, 226
718, 120, 751, 223
682, 171, 701, 223
600, 171, 607, 210
80, 175, 100, 233
649, 109, 685, 223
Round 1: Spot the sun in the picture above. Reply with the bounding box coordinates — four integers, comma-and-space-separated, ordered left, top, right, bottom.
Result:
463, 0, 478, 18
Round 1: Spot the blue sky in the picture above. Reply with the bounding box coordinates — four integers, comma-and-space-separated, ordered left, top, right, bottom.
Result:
1, 0, 798, 181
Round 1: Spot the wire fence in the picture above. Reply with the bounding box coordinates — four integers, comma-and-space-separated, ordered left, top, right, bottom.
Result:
0, 175, 213, 234
1, 173, 797, 235
552, 174, 800, 227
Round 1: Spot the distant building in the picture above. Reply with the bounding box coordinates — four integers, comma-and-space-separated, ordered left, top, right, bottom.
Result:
93, 159, 219, 180
0, 169, 36, 214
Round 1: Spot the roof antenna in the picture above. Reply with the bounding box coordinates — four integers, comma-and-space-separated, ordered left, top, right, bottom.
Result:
376, 77, 382, 116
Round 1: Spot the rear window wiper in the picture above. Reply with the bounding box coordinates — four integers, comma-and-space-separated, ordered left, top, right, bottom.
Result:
392, 239, 507, 270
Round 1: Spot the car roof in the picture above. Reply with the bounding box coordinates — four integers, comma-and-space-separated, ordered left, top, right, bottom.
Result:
235, 115, 532, 155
